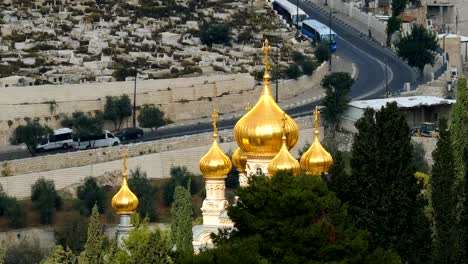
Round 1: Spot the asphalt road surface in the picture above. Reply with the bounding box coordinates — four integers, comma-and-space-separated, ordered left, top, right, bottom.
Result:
0, 3, 418, 161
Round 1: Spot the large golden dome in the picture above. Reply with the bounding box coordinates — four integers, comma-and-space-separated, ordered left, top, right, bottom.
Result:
232, 148, 247, 173
199, 111, 232, 179
268, 114, 300, 176
112, 148, 139, 215
234, 39, 299, 157
300, 107, 333, 175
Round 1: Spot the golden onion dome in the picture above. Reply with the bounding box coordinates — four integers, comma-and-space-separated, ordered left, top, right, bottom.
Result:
234, 39, 299, 157
268, 114, 301, 176
112, 148, 139, 215
300, 107, 333, 175
232, 148, 247, 173
199, 111, 233, 179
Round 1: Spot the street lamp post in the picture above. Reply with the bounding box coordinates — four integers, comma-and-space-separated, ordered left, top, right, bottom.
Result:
328, 7, 332, 72
132, 69, 137, 128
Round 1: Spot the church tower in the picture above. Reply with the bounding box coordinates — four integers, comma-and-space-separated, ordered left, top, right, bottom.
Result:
233, 39, 299, 178
111, 147, 139, 246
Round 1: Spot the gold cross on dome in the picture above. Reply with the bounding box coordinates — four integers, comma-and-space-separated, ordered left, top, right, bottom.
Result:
314, 106, 320, 130
262, 39, 271, 73
212, 109, 219, 136
281, 112, 287, 137
121, 147, 128, 177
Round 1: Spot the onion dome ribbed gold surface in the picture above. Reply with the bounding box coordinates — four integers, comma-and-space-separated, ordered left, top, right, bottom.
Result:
112, 148, 139, 215
234, 39, 299, 157
268, 114, 300, 176
232, 148, 247, 173
199, 111, 232, 179
300, 107, 333, 175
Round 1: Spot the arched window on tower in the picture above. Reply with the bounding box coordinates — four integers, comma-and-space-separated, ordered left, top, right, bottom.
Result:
256, 167, 263, 176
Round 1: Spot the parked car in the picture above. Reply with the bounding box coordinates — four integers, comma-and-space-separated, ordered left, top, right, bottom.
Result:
73, 130, 121, 150
36, 128, 74, 152
115, 127, 144, 140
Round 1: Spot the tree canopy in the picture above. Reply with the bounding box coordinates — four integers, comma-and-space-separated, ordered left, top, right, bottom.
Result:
200, 23, 231, 47
137, 104, 167, 130
396, 24, 438, 75
321, 72, 354, 132
128, 168, 157, 221
104, 95, 133, 130
170, 184, 193, 258
10, 118, 52, 154
193, 171, 401, 264
61, 111, 103, 140
31, 178, 62, 225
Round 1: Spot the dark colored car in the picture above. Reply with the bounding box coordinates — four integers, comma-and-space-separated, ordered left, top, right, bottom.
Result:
115, 127, 144, 140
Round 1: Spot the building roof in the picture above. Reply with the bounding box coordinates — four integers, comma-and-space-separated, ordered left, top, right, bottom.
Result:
400, 15, 416, 23
349, 96, 456, 110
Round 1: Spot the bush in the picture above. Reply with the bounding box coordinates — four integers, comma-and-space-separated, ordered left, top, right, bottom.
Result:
76, 177, 106, 216
3, 239, 44, 264
301, 58, 317, 76
163, 166, 202, 206
31, 178, 62, 224
225, 167, 239, 189
137, 105, 167, 130
0, 194, 26, 228
314, 41, 330, 63
286, 64, 302, 80
200, 23, 231, 47
129, 168, 157, 221
54, 212, 88, 254
291, 51, 305, 63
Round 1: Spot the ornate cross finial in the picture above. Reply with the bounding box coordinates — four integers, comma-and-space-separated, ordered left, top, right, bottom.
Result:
212, 108, 219, 138
262, 39, 271, 74
281, 112, 287, 138
121, 147, 128, 178
314, 106, 320, 132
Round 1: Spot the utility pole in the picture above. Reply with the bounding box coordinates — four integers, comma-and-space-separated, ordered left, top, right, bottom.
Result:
385, 58, 389, 98
133, 69, 137, 128
328, 7, 332, 72
456, 8, 459, 34
276, 36, 279, 103
296, 0, 299, 34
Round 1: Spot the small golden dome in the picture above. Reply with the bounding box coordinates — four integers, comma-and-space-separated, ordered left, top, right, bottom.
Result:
268, 113, 300, 176
112, 148, 139, 215
232, 148, 247, 173
300, 107, 333, 175
234, 39, 299, 157
199, 110, 232, 179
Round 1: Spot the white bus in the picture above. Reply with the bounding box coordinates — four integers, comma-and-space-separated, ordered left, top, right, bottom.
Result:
272, 0, 308, 27
301, 19, 337, 51
73, 130, 120, 150
36, 128, 74, 152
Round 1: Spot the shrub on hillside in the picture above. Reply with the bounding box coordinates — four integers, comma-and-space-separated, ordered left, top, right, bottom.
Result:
3, 239, 44, 264
314, 41, 330, 63
200, 23, 231, 47
301, 58, 318, 76
163, 166, 203, 206
286, 64, 302, 80
76, 177, 106, 216
54, 212, 88, 254
129, 168, 157, 221
0, 194, 26, 228
31, 178, 62, 225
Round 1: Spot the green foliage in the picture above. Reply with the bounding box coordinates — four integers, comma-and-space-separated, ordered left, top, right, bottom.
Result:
164, 166, 200, 206
226, 166, 240, 189
104, 95, 133, 130
128, 168, 157, 221
450, 78, 468, 177
343, 102, 431, 263
114, 217, 173, 264
76, 177, 106, 216
137, 104, 167, 130
0, 194, 26, 228
200, 23, 231, 47
170, 184, 193, 257
54, 212, 88, 254
31, 178, 62, 225
430, 118, 461, 263
61, 111, 104, 140
314, 41, 330, 63
78, 206, 105, 264
412, 141, 429, 173
460, 148, 468, 261
195, 171, 401, 263
10, 118, 52, 154
321, 72, 354, 132
396, 24, 438, 74
3, 239, 44, 264
42, 245, 77, 264
386, 0, 407, 46
301, 58, 317, 75
285, 64, 302, 80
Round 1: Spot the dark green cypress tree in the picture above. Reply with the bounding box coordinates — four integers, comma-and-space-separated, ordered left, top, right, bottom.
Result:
345, 102, 431, 263
78, 205, 105, 264
460, 148, 468, 262
431, 118, 460, 263
170, 183, 193, 257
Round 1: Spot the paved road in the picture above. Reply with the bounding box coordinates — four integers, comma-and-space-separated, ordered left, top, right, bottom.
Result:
0, 3, 419, 161
297, 0, 418, 99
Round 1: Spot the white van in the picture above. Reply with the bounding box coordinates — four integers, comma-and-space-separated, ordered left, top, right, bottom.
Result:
36, 128, 74, 152
74, 130, 121, 150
